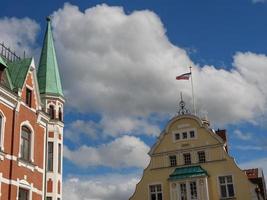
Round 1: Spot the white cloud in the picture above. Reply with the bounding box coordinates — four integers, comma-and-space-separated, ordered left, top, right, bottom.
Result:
64, 135, 150, 168
233, 130, 252, 140
65, 116, 161, 142
0, 17, 40, 59
63, 173, 139, 200
50, 3, 267, 128
235, 145, 263, 151
240, 157, 267, 184
65, 119, 100, 141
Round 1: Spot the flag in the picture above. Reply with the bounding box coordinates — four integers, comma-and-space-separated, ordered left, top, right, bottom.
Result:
176, 72, 191, 80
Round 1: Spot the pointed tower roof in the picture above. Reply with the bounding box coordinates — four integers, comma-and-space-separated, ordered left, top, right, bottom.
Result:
37, 16, 64, 97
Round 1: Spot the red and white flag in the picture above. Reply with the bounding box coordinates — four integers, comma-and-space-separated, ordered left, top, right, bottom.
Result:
176, 72, 191, 80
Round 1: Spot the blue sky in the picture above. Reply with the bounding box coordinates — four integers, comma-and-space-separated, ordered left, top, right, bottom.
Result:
1, 0, 267, 199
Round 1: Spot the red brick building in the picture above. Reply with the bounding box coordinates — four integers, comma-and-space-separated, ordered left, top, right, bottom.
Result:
0, 17, 64, 200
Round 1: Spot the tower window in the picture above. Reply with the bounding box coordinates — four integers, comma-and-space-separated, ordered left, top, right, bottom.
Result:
20, 126, 31, 162
49, 105, 55, 119
26, 88, 32, 107
58, 143, 61, 173
48, 142, 53, 171
58, 107, 63, 121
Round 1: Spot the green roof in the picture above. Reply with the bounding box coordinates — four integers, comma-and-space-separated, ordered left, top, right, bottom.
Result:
37, 17, 64, 97
7, 58, 32, 90
0, 56, 7, 68
169, 165, 208, 181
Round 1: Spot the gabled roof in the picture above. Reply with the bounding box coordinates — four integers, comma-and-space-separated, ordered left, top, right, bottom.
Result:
0, 56, 7, 68
169, 165, 208, 181
7, 58, 32, 90
37, 17, 64, 97
148, 114, 225, 156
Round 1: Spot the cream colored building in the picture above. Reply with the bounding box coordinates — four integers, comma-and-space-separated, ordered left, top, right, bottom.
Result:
130, 106, 265, 200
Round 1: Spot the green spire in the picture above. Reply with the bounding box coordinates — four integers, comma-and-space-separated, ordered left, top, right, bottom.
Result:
37, 16, 64, 97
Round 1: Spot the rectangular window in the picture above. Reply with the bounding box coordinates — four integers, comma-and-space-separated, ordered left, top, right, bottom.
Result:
58, 143, 61, 173
190, 181, 198, 199
149, 184, 162, 200
189, 130, 195, 138
175, 133, 180, 140
18, 188, 29, 200
198, 151, 206, 163
26, 88, 32, 107
169, 155, 177, 167
46, 197, 52, 200
180, 183, 187, 200
183, 153, 191, 165
48, 142, 53, 171
219, 176, 235, 198
182, 132, 187, 139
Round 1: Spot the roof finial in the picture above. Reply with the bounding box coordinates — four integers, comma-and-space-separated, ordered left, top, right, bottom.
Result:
177, 92, 190, 115
46, 16, 51, 22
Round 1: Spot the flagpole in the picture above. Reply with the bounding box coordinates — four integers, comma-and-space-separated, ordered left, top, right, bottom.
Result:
190, 66, 196, 115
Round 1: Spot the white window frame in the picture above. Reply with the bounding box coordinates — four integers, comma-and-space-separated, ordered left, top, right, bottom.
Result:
172, 128, 197, 142
169, 155, 177, 167
148, 183, 163, 200
175, 179, 199, 200
217, 174, 235, 199
0, 110, 6, 151
19, 121, 34, 163
197, 150, 206, 163
17, 180, 32, 200
183, 153, 191, 165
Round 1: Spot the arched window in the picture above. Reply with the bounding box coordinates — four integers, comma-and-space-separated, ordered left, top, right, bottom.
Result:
0, 115, 2, 149
58, 107, 63, 121
49, 105, 55, 119
21, 126, 31, 161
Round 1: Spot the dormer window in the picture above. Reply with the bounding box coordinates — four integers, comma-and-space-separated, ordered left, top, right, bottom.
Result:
49, 105, 55, 119
25, 88, 32, 107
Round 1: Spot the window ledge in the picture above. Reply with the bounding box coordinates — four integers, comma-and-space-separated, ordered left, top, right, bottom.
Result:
220, 197, 236, 200
18, 158, 36, 171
